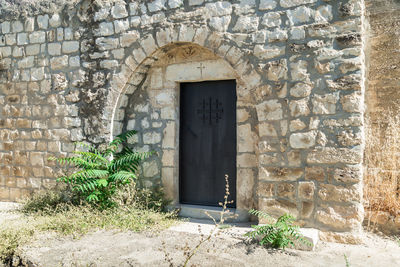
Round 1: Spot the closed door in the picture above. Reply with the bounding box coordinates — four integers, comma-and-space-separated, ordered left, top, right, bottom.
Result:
179, 80, 236, 208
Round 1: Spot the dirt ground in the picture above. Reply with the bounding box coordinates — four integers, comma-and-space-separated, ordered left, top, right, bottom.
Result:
16, 220, 400, 267
1, 203, 399, 267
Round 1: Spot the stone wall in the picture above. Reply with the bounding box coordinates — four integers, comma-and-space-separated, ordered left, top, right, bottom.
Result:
0, 0, 366, 240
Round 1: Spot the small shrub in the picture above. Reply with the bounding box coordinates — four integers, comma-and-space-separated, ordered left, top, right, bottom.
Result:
245, 209, 310, 249
49, 130, 152, 209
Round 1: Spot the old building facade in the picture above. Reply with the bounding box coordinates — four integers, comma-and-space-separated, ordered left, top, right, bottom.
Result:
0, 0, 370, 241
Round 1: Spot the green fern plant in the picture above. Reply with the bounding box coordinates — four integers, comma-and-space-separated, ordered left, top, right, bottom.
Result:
245, 209, 310, 249
49, 130, 152, 208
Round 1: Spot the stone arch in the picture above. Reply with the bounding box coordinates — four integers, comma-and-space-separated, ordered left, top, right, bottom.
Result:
103, 26, 262, 142
105, 27, 262, 217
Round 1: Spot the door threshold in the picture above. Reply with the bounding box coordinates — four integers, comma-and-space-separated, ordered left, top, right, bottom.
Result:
173, 204, 249, 222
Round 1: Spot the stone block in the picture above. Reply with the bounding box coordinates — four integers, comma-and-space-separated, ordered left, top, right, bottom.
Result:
312, 92, 339, 115
238, 124, 255, 153
259, 122, 278, 137
307, 147, 362, 164
261, 12, 281, 28
256, 100, 283, 121
258, 198, 299, 218
305, 166, 325, 182
162, 150, 175, 167
162, 121, 175, 148
237, 168, 255, 208
259, 0, 277, 10
254, 44, 285, 60
233, 15, 259, 33
318, 183, 361, 202
298, 181, 315, 200
37, 15, 49, 29
280, 0, 317, 8
287, 6, 314, 26
316, 204, 363, 231
259, 167, 303, 181
237, 154, 257, 168
277, 183, 295, 199
294, 228, 319, 251
62, 41, 79, 54
257, 182, 274, 199
161, 167, 176, 201
111, 4, 128, 19
143, 160, 159, 178
289, 131, 316, 149
169, 0, 183, 9
289, 98, 310, 117
50, 55, 68, 70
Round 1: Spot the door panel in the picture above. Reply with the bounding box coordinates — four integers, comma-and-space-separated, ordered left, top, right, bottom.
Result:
179, 80, 236, 208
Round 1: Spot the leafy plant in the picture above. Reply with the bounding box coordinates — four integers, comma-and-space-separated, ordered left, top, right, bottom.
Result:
49, 130, 152, 208
245, 209, 310, 249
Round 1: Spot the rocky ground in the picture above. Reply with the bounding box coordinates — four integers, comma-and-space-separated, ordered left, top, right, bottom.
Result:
1, 203, 400, 267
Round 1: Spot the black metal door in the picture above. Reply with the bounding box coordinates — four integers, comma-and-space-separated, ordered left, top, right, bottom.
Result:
180, 80, 236, 208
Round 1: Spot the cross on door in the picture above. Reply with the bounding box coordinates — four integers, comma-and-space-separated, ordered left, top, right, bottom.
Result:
197, 97, 223, 125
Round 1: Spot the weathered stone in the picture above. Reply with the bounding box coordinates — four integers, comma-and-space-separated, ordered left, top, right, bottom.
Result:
29, 31, 46, 43
49, 14, 61, 27
143, 132, 161, 144
259, 0, 277, 10
307, 147, 362, 164
256, 100, 283, 121
316, 204, 363, 231
114, 19, 129, 34
233, 15, 259, 32
318, 184, 361, 202
341, 92, 363, 113
258, 198, 299, 218
62, 41, 79, 54
312, 92, 339, 115
209, 16, 231, 32
111, 4, 128, 19
290, 60, 309, 81
259, 122, 277, 137
261, 12, 281, 28
143, 160, 159, 177
238, 124, 255, 152
169, 0, 183, 8
290, 82, 312, 97
280, 0, 317, 8
259, 167, 303, 181
50, 55, 68, 70
329, 165, 361, 184
287, 6, 314, 26
254, 45, 285, 60
289, 98, 310, 117
257, 182, 274, 197
298, 181, 315, 200
277, 183, 295, 199
289, 131, 316, 149
265, 59, 287, 81
37, 15, 49, 29
205, 2, 232, 16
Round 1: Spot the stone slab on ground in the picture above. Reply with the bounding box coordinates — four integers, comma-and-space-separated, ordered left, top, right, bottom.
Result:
0, 202, 21, 226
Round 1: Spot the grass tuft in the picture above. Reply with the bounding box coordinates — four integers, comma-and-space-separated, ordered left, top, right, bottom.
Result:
0, 190, 177, 263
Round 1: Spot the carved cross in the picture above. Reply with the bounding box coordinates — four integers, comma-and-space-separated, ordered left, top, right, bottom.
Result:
197, 97, 223, 125
197, 63, 205, 78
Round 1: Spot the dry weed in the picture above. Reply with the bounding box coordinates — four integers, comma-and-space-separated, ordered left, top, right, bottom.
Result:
364, 113, 400, 218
